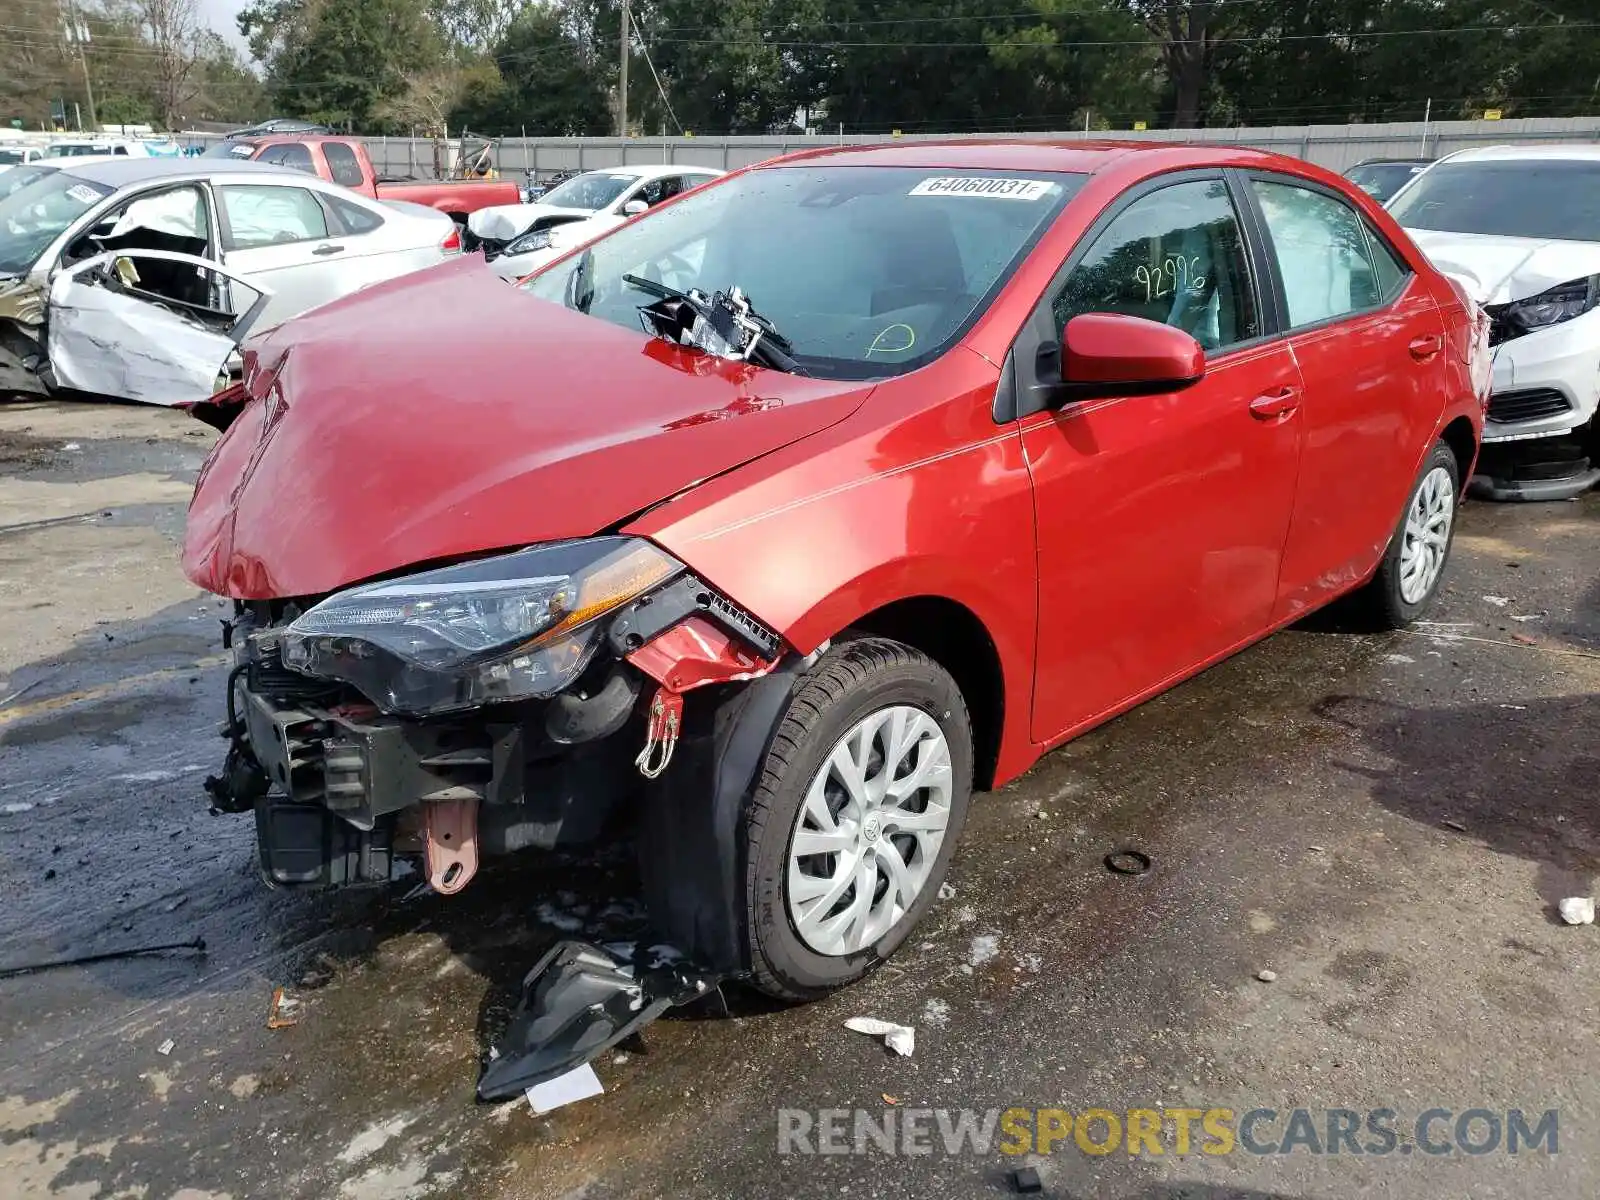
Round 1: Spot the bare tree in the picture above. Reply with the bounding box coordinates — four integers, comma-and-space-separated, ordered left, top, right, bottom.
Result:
133, 0, 202, 129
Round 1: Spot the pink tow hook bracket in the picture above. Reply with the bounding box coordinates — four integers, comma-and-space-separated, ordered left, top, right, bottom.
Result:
625, 616, 779, 779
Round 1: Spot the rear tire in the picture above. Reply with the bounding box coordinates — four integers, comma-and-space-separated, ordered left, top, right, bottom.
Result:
1359, 440, 1461, 628
743, 638, 972, 1001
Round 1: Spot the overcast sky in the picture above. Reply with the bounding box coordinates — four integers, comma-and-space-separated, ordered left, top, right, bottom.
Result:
199, 0, 253, 58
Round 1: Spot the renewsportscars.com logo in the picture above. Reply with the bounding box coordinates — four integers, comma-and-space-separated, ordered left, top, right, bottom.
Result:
776, 1106, 1559, 1158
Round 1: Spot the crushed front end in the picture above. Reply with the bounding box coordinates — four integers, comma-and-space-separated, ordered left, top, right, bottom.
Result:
203, 537, 783, 905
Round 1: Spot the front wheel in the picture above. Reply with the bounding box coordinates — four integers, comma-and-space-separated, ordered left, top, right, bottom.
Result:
1360, 440, 1461, 628
743, 638, 973, 1001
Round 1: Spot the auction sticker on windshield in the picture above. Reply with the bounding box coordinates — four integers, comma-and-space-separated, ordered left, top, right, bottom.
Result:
909, 177, 1055, 200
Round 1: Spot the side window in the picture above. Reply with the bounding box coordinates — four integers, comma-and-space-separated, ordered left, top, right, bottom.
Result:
1365, 224, 1411, 303
637, 178, 669, 207
1250, 179, 1384, 326
323, 142, 365, 189
220, 185, 330, 248
325, 192, 384, 235
258, 143, 315, 174
1052, 178, 1259, 351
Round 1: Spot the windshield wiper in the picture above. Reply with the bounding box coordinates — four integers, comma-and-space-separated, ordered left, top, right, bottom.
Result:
623, 274, 802, 374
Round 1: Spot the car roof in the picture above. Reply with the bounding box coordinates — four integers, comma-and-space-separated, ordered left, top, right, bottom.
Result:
1440, 143, 1600, 163
579, 163, 722, 181
750, 138, 1314, 178
47, 157, 310, 186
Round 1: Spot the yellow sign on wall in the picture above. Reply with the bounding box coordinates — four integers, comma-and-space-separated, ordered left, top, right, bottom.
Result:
1483, 108, 1502, 120
1133, 121, 1148, 132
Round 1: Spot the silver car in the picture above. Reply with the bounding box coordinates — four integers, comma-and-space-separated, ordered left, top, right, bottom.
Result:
0, 157, 461, 404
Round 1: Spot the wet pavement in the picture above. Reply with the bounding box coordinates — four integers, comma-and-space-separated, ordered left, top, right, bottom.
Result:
1, 398, 1597, 1200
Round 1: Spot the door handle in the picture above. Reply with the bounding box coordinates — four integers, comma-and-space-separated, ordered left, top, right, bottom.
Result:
1249, 387, 1300, 420
1408, 333, 1443, 361
312, 243, 345, 256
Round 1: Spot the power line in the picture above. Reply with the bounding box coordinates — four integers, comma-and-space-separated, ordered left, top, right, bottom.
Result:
641, 21, 1600, 49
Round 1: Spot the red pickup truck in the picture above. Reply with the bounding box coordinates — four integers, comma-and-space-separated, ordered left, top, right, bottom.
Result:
204, 135, 521, 221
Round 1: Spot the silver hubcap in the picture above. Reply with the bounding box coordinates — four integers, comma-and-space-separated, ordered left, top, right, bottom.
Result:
1400, 465, 1455, 604
786, 705, 953, 957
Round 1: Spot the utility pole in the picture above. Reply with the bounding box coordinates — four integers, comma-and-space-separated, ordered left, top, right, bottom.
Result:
64, 0, 98, 130
617, 0, 630, 138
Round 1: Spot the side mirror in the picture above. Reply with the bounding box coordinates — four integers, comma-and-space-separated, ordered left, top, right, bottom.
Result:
1052, 313, 1205, 405
622, 199, 649, 216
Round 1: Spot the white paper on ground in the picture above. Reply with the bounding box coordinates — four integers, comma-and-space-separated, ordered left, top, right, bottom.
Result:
525, 1062, 605, 1114
1559, 897, 1595, 926
844, 1016, 916, 1057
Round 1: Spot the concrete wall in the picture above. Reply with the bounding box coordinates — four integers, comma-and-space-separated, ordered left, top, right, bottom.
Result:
182, 116, 1600, 181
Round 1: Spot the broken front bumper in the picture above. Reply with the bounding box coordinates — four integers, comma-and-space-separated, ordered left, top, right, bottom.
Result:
228, 627, 641, 892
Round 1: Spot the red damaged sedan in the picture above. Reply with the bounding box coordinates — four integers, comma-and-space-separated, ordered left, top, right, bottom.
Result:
184, 140, 1485, 1085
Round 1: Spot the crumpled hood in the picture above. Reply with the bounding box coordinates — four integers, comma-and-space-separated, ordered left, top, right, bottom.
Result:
468, 202, 596, 242
182, 258, 873, 599
1405, 229, 1600, 306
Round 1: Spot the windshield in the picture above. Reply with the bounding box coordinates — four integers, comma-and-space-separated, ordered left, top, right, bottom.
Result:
0, 168, 113, 274
522, 166, 1081, 379
1345, 162, 1426, 204
46, 144, 106, 158
1390, 160, 1600, 241
538, 172, 639, 212
0, 149, 26, 166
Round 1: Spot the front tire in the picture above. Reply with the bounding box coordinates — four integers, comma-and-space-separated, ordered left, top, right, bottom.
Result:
743, 638, 973, 1001
1361, 439, 1461, 628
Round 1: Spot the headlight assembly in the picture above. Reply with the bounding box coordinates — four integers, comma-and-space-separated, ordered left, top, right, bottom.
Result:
280, 538, 682, 715
1489, 274, 1600, 343
508, 227, 553, 256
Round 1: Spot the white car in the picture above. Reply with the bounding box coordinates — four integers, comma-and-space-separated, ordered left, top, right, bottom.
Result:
46, 138, 152, 159
0, 157, 461, 404
0, 145, 46, 170
470, 164, 724, 280
1387, 145, 1600, 495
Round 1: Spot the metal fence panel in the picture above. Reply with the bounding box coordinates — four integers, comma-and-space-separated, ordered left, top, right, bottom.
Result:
178, 117, 1599, 182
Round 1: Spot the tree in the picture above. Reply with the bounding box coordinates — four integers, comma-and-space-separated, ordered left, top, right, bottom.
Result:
1112, 0, 1237, 128
132, 0, 203, 127
240, 0, 448, 130
454, 5, 611, 134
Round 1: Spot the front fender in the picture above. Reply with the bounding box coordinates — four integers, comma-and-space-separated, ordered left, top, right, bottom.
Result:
632, 357, 1043, 785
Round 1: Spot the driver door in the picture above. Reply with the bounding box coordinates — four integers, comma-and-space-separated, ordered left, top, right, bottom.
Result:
47, 250, 273, 405
1019, 173, 1305, 742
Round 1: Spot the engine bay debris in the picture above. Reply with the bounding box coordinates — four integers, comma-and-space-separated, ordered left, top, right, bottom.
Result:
477, 939, 728, 1102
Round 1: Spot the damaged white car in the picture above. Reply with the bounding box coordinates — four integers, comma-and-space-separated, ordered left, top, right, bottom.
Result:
1389, 145, 1600, 499
0, 158, 462, 404
468, 164, 723, 281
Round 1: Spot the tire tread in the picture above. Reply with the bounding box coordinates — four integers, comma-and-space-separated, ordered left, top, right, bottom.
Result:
743, 637, 970, 1000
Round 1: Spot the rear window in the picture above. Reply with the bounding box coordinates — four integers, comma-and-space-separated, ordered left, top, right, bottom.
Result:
323, 142, 365, 189
257, 143, 316, 174
1344, 162, 1426, 204
205, 141, 260, 159
1390, 160, 1600, 241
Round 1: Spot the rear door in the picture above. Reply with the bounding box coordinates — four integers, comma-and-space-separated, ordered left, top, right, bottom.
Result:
1239, 173, 1448, 618
1018, 172, 1305, 742
215, 179, 351, 323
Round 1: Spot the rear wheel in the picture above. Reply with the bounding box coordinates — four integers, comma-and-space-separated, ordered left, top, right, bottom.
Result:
743, 638, 972, 1000
1360, 440, 1460, 628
